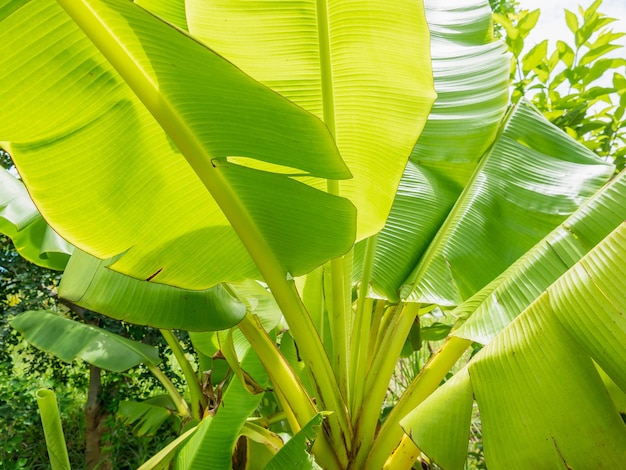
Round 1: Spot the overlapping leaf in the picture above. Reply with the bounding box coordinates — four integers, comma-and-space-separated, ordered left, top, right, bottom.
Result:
454, 168, 626, 343
401, 100, 614, 304
182, 0, 436, 239
402, 223, 626, 469
355, 0, 511, 300
174, 339, 268, 469
0, 0, 355, 290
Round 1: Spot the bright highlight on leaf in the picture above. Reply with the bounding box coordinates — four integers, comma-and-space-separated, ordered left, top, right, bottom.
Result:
0, 0, 356, 290
184, 0, 436, 240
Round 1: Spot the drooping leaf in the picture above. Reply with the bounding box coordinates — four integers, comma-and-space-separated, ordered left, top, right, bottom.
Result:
118, 395, 176, 436
182, 0, 436, 240
0, 168, 73, 270
10, 310, 161, 372
59, 249, 246, 331
0, 0, 355, 290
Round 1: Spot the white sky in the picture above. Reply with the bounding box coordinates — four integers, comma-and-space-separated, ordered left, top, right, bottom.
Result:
519, 0, 626, 52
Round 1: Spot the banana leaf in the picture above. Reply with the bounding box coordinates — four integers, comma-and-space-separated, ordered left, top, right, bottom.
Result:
10, 310, 160, 372
401, 223, 626, 469
354, 0, 511, 300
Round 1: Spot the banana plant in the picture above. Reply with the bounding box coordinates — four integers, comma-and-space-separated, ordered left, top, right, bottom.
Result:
1, 0, 625, 468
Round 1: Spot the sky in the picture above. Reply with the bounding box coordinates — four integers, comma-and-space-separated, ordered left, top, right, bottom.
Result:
519, 0, 626, 52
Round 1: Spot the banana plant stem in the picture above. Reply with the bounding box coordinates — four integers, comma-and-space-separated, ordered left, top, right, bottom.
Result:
364, 336, 472, 469
349, 235, 378, 418
255, 279, 353, 457
349, 296, 373, 421
36, 389, 71, 470
237, 312, 345, 469
160, 329, 206, 421
382, 434, 421, 469
368, 300, 387, 367
352, 302, 420, 469
147, 364, 191, 419
315, 0, 352, 408
329, 255, 349, 401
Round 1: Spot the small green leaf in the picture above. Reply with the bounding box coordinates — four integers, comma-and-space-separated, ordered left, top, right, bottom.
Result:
564, 9, 579, 35
588, 31, 625, 50
584, 86, 616, 100
492, 13, 518, 40
614, 72, 626, 92
557, 40, 575, 67
517, 9, 540, 38
580, 44, 622, 66
421, 322, 453, 342
585, 58, 626, 85
522, 40, 548, 75
584, 0, 603, 17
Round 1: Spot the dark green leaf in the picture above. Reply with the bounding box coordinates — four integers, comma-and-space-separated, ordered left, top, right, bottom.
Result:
421, 322, 453, 342
118, 396, 175, 436
10, 310, 161, 371
265, 413, 325, 470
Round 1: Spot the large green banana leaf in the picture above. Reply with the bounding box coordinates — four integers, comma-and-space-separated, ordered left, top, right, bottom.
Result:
0, 168, 248, 330
354, 0, 511, 300
10, 310, 161, 372
401, 223, 626, 469
0, 0, 356, 290
179, 0, 436, 240
0, 168, 73, 270
360, 0, 614, 303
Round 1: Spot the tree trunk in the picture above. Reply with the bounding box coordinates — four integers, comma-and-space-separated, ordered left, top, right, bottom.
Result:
85, 364, 113, 470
